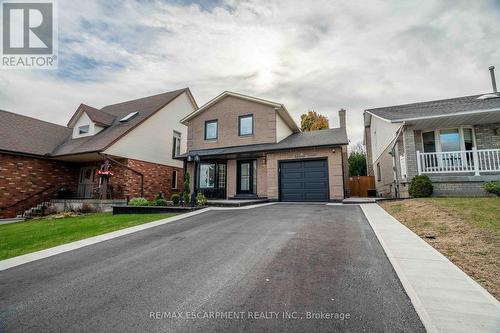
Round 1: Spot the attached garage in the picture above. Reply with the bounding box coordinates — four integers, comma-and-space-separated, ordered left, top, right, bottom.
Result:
279, 159, 329, 202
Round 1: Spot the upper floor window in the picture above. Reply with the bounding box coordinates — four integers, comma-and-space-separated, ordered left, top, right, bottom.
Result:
172, 131, 181, 157
376, 163, 381, 182
78, 125, 90, 135
239, 114, 253, 136
205, 120, 218, 140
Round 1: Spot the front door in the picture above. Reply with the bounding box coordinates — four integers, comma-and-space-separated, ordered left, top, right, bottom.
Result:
237, 160, 254, 194
78, 167, 96, 198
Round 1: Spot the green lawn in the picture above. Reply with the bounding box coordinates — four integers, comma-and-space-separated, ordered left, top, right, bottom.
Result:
0, 213, 174, 260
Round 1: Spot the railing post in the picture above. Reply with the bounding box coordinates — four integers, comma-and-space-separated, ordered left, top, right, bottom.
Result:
472, 147, 480, 176
416, 150, 422, 175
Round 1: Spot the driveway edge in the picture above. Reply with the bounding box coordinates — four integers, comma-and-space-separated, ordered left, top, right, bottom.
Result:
0, 203, 275, 272
360, 203, 500, 333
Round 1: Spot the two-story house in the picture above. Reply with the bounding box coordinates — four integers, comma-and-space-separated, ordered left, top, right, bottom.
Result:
0, 88, 197, 218
178, 91, 349, 202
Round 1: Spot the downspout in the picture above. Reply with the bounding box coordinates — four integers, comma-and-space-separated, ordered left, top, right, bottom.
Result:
389, 125, 405, 198
99, 153, 144, 198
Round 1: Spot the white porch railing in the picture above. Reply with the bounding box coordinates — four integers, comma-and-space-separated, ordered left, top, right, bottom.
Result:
417, 148, 500, 176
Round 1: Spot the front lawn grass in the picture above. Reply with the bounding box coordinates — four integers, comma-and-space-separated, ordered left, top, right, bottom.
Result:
380, 197, 500, 299
0, 213, 173, 260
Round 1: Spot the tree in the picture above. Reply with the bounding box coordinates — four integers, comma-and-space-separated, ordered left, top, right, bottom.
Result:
348, 143, 367, 177
300, 110, 329, 131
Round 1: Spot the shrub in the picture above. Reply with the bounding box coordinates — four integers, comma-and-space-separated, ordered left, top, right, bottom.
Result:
57, 185, 73, 199
171, 194, 180, 205
154, 198, 169, 206
183, 171, 191, 206
196, 192, 207, 206
128, 197, 149, 206
409, 175, 433, 198
78, 203, 96, 214
155, 192, 165, 200
483, 181, 500, 196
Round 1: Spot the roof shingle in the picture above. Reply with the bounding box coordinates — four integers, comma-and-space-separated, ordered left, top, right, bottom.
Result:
366, 93, 500, 121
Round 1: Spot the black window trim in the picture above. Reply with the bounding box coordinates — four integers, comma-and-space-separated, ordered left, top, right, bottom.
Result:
204, 119, 218, 140
238, 114, 254, 136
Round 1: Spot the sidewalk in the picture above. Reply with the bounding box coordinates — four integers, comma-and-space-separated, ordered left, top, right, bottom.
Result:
361, 204, 500, 333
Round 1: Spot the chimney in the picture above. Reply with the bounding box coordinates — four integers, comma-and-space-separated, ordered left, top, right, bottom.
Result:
489, 66, 497, 93
338, 108, 346, 128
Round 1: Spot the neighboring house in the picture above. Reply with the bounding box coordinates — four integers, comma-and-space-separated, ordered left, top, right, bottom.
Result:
364, 69, 500, 197
177, 91, 349, 202
0, 88, 197, 218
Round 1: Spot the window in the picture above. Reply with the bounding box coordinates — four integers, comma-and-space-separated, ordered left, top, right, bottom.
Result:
199, 163, 216, 188
205, 120, 218, 140
78, 125, 90, 135
422, 131, 436, 153
463, 128, 474, 150
120, 112, 138, 122
239, 114, 253, 136
376, 163, 381, 182
172, 131, 181, 157
172, 170, 178, 190
439, 129, 460, 152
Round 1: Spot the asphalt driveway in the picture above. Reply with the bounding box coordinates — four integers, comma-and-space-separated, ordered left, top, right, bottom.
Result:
0, 204, 424, 332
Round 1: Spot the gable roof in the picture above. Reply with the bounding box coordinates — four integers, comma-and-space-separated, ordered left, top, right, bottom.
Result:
180, 91, 300, 132
51, 88, 193, 156
67, 104, 116, 128
366, 93, 500, 122
177, 127, 348, 158
0, 110, 71, 156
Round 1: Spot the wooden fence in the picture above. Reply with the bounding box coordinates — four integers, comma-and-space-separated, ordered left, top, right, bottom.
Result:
349, 176, 375, 197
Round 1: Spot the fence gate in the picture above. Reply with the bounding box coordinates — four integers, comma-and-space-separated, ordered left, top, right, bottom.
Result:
349, 176, 375, 197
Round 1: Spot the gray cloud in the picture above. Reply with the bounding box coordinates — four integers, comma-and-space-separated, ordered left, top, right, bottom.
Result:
0, 0, 499, 146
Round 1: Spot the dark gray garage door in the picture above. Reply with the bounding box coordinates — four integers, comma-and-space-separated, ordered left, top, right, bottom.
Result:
279, 159, 329, 202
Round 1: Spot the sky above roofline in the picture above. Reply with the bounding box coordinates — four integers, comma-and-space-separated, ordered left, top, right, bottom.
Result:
0, 0, 499, 146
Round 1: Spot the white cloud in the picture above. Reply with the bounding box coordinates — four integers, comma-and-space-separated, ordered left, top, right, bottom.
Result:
0, 0, 499, 145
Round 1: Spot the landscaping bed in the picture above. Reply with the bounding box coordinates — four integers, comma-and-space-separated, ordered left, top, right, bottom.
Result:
112, 205, 204, 215
380, 197, 500, 299
0, 212, 172, 260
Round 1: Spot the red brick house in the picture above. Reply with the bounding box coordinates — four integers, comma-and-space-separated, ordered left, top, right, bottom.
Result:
0, 88, 197, 218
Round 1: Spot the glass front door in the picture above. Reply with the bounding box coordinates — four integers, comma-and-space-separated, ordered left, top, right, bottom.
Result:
237, 160, 255, 194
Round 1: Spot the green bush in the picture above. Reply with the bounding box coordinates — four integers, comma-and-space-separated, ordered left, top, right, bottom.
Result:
409, 175, 433, 198
183, 172, 191, 206
154, 198, 169, 206
155, 192, 165, 200
171, 194, 180, 205
128, 197, 149, 206
196, 192, 207, 206
483, 181, 500, 196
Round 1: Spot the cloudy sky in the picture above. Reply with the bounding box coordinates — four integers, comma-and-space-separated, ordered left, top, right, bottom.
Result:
1, 0, 499, 145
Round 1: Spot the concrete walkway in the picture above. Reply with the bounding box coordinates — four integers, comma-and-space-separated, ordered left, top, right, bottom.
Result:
361, 204, 500, 333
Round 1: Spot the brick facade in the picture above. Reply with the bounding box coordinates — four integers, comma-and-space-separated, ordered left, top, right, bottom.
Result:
0, 153, 182, 218
186, 96, 277, 151
118, 158, 183, 200
0, 153, 79, 218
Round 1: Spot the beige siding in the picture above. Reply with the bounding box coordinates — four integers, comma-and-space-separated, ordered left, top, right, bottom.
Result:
187, 96, 277, 151
276, 113, 293, 142
370, 116, 403, 163
104, 91, 196, 168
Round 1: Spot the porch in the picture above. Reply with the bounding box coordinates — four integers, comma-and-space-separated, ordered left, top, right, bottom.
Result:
417, 148, 500, 175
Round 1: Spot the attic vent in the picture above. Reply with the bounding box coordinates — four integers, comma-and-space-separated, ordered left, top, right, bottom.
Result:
120, 112, 138, 122
477, 93, 500, 100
